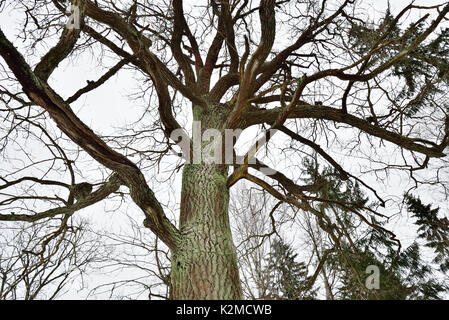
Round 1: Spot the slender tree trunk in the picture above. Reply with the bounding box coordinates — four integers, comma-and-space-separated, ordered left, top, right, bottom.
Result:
170, 163, 243, 299
323, 268, 334, 300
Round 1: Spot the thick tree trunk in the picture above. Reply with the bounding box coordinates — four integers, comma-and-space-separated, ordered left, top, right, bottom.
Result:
170, 163, 243, 299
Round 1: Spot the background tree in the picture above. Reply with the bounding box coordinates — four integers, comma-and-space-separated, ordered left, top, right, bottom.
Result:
0, 219, 103, 299
300, 162, 449, 299
87, 214, 172, 300
0, 0, 449, 299
231, 163, 449, 300
405, 194, 449, 274
263, 238, 317, 300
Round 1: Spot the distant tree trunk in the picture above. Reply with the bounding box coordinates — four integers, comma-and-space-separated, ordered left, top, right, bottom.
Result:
170, 163, 242, 299
323, 269, 334, 300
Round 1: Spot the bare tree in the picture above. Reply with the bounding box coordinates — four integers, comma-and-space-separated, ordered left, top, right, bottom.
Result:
230, 185, 281, 299
0, 0, 449, 299
88, 215, 171, 300
230, 185, 319, 300
0, 219, 103, 300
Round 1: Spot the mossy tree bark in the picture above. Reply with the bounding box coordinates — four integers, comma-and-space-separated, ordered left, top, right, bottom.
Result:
170, 163, 242, 299
170, 104, 242, 299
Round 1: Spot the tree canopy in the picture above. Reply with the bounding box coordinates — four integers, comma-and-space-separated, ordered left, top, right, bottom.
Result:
0, 0, 449, 299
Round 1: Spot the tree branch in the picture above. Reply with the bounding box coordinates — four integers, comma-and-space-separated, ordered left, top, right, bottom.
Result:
0, 29, 181, 250
34, 0, 85, 81
245, 104, 446, 158
0, 174, 121, 223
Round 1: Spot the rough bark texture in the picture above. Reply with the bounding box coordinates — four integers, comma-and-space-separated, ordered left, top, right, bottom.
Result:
170, 104, 242, 299
171, 163, 242, 299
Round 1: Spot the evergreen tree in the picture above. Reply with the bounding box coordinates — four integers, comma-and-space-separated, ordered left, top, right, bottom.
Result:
301, 161, 448, 299
333, 234, 448, 300
405, 195, 449, 273
264, 238, 316, 300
